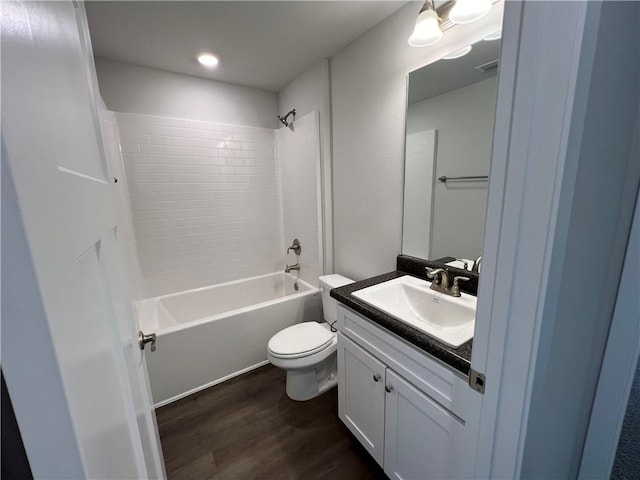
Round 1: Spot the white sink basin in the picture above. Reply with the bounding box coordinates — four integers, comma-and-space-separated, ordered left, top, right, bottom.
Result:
351, 275, 476, 348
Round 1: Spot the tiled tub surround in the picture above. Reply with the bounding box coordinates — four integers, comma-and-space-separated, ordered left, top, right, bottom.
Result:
116, 113, 282, 297
276, 112, 322, 287
331, 255, 478, 376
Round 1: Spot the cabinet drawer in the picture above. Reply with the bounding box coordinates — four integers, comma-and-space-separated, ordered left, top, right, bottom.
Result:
338, 304, 469, 420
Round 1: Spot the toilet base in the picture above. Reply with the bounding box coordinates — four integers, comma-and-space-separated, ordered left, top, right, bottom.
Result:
285, 354, 337, 401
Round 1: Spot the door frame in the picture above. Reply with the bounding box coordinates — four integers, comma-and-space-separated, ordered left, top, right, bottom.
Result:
470, 1, 640, 477
579, 186, 640, 478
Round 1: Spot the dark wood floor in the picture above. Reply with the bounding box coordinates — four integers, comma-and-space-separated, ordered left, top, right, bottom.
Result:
156, 364, 387, 480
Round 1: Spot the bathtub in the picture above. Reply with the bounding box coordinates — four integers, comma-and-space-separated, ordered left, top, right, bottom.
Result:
137, 272, 321, 406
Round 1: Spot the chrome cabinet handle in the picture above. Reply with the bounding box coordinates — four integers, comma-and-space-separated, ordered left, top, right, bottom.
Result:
373, 374, 381, 382
138, 331, 156, 352
385, 385, 393, 393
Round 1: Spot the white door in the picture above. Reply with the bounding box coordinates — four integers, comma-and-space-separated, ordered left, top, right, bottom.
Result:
1, 2, 164, 478
337, 334, 386, 464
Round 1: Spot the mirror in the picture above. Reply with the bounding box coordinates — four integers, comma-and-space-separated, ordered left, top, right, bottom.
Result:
402, 35, 501, 270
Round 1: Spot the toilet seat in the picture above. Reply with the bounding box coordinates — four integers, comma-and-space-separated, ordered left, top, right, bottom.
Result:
268, 322, 334, 359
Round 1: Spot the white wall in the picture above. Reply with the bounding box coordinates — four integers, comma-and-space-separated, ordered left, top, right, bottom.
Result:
276, 112, 322, 287
95, 58, 278, 129
277, 59, 333, 273
330, 3, 503, 280
116, 112, 281, 297
407, 77, 497, 261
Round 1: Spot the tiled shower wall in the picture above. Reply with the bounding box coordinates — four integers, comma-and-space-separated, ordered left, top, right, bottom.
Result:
115, 113, 281, 297
276, 112, 322, 287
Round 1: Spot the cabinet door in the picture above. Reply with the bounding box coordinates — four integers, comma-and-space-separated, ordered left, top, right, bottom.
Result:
337, 333, 386, 465
384, 370, 466, 480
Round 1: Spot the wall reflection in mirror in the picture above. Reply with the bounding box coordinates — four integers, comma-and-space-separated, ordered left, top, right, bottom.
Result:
402, 33, 501, 272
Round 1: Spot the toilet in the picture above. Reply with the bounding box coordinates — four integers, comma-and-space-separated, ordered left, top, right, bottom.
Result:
267, 274, 354, 401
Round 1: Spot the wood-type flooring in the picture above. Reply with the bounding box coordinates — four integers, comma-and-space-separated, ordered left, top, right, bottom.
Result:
156, 364, 387, 480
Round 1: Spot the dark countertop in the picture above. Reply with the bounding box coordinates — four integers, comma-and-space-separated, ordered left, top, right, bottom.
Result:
331, 271, 473, 376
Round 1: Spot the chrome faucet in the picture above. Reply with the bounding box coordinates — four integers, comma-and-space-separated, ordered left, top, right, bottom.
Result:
285, 263, 300, 273
426, 267, 469, 297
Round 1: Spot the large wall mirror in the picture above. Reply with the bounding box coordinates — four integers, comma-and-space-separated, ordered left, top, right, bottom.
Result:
402, 30, 502, 269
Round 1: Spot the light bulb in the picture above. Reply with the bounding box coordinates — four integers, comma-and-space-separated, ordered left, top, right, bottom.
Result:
197, 53, 219, 68
449, 0, 492, 25
408, 8, 443, 47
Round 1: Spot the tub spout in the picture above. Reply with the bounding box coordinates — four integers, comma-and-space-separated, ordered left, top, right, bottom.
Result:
285, 263, 300, 273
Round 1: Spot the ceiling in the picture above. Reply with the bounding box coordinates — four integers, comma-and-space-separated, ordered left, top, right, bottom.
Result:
85, 1, 409, 93
407, 38, 500, 105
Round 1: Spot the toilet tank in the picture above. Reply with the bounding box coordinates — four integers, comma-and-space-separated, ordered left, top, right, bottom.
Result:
319, 274, 354, 324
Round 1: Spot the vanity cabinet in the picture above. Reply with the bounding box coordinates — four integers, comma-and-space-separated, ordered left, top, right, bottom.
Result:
338, 334, 386, 464
337, 304, 469, 479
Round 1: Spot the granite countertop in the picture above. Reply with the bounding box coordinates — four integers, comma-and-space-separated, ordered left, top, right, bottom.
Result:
331, 271, 473, 376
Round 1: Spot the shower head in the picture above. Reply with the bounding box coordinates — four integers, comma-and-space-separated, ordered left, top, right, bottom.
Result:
277, 108, 296, 128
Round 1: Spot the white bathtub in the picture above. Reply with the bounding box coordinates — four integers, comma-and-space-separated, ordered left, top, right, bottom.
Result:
138, 272, 321, 406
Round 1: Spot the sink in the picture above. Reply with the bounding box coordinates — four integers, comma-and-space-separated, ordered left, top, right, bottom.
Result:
351, 275, 476, 348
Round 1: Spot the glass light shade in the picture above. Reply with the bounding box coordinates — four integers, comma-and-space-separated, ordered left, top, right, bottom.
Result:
483, 29, 502, 41
442, 45, 472, 60
408, 9, 443, 47
449, 0, 492, 24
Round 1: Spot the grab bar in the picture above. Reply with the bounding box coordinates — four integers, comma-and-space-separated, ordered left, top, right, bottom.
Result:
438, 175, 488, 183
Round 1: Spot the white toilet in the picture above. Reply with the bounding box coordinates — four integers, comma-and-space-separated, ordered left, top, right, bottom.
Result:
267, 274, 354, 401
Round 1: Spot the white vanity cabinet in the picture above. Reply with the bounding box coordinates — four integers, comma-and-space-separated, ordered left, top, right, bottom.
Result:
338, 334, 386, 464
337, 304, 470, 480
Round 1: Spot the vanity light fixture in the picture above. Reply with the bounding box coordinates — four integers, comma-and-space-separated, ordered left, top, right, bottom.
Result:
483, 29, 502, 41
449, 0, 492, 25
197, 52, 219, 68
408, 0, 443, 47
442, 45, 472, 59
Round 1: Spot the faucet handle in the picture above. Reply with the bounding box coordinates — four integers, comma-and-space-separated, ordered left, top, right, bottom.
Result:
426, 267, 446, 286
451, 276, 470, 297
287, 238, 302, 255
455, 258, 470, 270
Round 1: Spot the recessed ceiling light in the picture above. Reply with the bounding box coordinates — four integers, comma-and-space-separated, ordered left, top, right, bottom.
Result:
483, 30, 502, 41
197, 53, 219, 68
442, 45, 473, 60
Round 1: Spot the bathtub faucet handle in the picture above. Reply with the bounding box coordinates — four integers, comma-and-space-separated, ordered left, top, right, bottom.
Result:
287, 238, 302, 256
138, 330, 156, 352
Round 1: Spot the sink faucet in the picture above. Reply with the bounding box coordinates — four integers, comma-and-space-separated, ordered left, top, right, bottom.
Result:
472, 256, 482, 273
285, 263, 300, 273
426, 267, 469, 297
426, 268, 449, 290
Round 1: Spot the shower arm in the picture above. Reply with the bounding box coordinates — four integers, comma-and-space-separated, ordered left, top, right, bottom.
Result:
277, 108, 296, 127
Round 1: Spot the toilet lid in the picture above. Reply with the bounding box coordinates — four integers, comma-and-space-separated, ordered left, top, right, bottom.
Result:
268, 322, 334, 357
